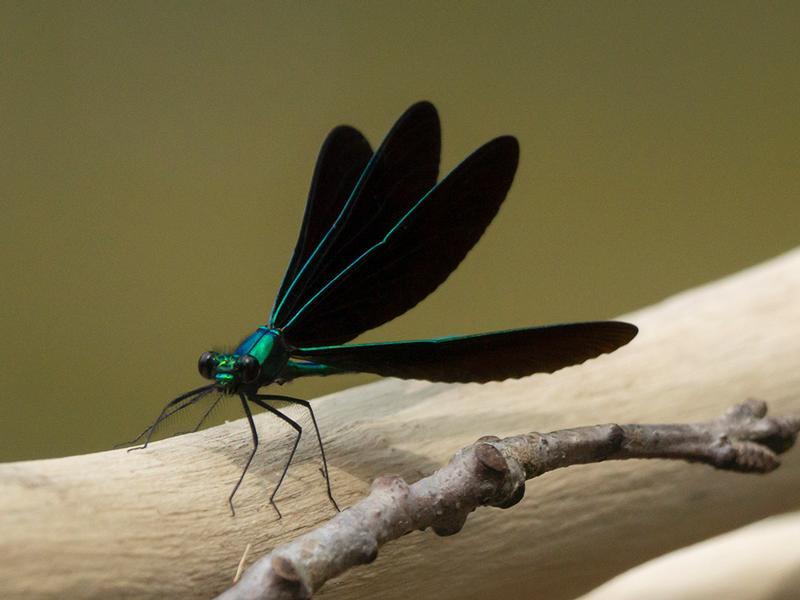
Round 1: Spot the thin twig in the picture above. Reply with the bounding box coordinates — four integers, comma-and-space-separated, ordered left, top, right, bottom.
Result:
233, 544, 252, 584
216, 399, 799, 600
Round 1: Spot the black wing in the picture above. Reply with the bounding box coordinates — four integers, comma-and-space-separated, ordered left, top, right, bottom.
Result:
271, 125, 373, 314
277, 134, 520, 347
270, 102, 441, 339
293, 322, 638, 383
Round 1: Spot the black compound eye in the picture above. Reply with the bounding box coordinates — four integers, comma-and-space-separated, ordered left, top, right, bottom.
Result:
198, 351, 216, 379
239, 354, 260, 383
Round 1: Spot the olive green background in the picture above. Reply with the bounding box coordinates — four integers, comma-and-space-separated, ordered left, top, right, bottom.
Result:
1, 2, 798, 462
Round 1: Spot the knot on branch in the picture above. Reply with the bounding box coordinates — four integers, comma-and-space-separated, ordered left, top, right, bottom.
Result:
269, 556, 311, 600
474, 441, 526, 510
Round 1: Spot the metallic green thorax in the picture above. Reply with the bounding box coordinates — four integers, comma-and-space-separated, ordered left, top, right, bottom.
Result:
206, 327, 346, 390
233, 327, 288, 382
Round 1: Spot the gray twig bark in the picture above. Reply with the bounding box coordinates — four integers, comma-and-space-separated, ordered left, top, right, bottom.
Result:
219, 399, 800, 600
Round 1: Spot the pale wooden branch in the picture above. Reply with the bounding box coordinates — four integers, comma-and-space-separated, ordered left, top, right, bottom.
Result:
218, 399, 799, 600
578, 510, 800, 600
1, 247, 800, 600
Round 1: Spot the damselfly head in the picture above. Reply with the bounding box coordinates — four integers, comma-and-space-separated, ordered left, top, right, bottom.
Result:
197, 351, 260, 390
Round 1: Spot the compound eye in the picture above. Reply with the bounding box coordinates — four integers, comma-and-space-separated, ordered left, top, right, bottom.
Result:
239, 354, 260, 383
198, 351, 216, 379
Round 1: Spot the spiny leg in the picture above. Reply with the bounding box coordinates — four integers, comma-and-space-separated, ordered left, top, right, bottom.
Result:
119, 390, 211, 447
116, 397, 190, 449
229, 395, 259, 517
248, 395, 302, 519
175, 394, 224, 436
120, 384, 214, 450
258, 394, 339, 512
132, 386, 215, 449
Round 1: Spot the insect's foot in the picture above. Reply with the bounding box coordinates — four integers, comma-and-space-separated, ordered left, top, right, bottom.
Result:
323, 478, 341, 512
318, 467, 340, 511
269, 499, 283, 520
114, 435, 147, 449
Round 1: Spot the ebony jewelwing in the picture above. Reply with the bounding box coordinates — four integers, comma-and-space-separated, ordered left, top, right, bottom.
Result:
123, 102, 637, 517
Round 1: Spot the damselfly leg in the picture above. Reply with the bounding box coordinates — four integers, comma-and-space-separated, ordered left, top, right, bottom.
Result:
258, 394, 339, 513
117, 384, 215, 450
226, 394, 336, 518
245, 395, 303, 518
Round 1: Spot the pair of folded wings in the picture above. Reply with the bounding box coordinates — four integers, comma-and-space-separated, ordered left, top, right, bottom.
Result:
266, 102, 636, 383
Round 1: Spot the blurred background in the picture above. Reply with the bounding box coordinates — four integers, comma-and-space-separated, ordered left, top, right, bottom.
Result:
1, 1, 798, 462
